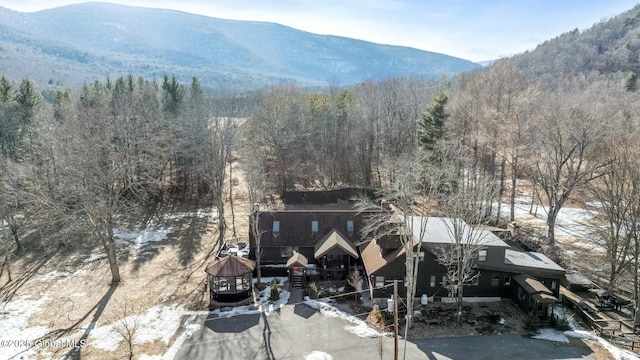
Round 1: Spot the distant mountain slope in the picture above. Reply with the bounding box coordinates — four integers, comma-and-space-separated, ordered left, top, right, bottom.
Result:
0, 2, 480, 90
511, 5, 640, 80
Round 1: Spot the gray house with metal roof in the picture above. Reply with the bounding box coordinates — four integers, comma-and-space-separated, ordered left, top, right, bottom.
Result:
360, 216, 565, 318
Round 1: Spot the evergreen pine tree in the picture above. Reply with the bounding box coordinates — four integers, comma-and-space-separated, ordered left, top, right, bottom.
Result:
418, 89, 448, 150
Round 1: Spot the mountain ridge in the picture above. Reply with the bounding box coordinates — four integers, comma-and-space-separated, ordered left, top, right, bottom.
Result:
0, 2, 480, 90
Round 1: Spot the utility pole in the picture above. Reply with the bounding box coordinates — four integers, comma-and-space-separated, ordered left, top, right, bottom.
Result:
394, 280, 398, 360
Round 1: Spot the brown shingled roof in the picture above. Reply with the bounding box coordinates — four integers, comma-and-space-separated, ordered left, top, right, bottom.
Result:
513, 274, 553, 295
205, 256, 256, 277
359, 236, 419, 275
314, 229, 359, 259
286, 252, 309, 268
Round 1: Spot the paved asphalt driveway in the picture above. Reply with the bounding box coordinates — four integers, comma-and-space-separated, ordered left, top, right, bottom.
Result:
174, 302, 598, 360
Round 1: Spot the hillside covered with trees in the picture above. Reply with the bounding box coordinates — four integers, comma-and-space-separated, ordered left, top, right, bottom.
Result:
5, 2, 640, 359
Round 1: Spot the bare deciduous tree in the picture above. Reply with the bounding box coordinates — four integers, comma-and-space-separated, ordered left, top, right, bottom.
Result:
357, 151, 432, 333
588, 123, 640, 295
107, 299, 142, 360
243, 148, 271, 283
52, 78, 167, 283
532, 94, 611, 245
427, 144, 497, 325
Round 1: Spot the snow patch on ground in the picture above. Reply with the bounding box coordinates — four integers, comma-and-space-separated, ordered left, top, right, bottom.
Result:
37, 269, 88, 283
211, 278, 290, 318
89, 304, 184, 352
114, 227, 174, 251
304, 351, 334, 360
83, 225, 174, 263
533, 328, 570, 343
304, 297, 380, 338
0, 296, 50, 359
163, 209, 216, 221
137, 311, 206, 360
498, 196, 604, 251
535, 306, 640, 360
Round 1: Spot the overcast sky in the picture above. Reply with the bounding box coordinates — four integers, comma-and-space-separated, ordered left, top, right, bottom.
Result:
0, 0, 638, 62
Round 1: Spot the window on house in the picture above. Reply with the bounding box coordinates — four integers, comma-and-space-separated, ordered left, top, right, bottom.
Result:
491, 275, 500, 287
478, 249, 487, 262
430, 275, 436, 287
504, 276, 511, 286
272, 220, 280, 233
347, 220, 354, 233
280, 246, 295, 258
441, 275, 448, 287
551, 280, 557, 291
311, 220, 319, 233
375, 276, 384, 288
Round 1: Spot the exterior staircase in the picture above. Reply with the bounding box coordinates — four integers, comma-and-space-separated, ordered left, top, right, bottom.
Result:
291, 275, 305, 289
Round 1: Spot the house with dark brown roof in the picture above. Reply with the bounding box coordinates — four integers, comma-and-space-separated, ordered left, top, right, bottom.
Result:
248, 209, 375, 281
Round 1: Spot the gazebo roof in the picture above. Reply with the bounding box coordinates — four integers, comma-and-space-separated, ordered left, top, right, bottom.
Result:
205, 256, 256, 277
286, 251, 308, 268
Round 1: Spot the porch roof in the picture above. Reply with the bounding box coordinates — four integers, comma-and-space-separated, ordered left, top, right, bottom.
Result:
286, 251, 309, 268
532, 292, 558, 303
314, 229, 359, 259
513, 274, 553, 296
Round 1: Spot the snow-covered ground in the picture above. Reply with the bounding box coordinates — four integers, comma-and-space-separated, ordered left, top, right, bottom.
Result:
497, 193, 604, 252
3, 205, 637, 360
304, 297, 381, 338
0, 296, 51, 359
531, 306, 640, 360
82, 225, 175, 263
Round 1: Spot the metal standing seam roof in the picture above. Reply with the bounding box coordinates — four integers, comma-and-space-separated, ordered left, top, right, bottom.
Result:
408, 217, 510, 247
564, 271, 595, 287
314, 229, 359, 259
205, 256, 256, 277
504, 249, 565, 272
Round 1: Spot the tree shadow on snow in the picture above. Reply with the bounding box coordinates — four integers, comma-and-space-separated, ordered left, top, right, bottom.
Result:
37, 284, 118, 360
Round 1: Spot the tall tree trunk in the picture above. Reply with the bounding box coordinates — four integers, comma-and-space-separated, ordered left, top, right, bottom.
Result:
510, 155, 518, 222
496, 158, 506, 222
456, 246, 464, 325
217, 195, 226, 252
547, 207, 557, 245
9, 218, 21, 251
229, 161, 236, 238
101, 234, 121, 283
608, 268, 617, 294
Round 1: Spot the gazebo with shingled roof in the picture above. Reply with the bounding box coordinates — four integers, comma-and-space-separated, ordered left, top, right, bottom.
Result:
205, 256, 256, 303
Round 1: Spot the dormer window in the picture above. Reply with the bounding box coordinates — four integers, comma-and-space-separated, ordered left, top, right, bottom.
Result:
478, 249, 487, 262
311, 220, 319, 233
273, 220, 280, 234
347, 220, 354, 233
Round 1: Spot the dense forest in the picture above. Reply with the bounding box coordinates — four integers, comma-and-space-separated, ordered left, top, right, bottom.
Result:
2, 56, 640, 297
